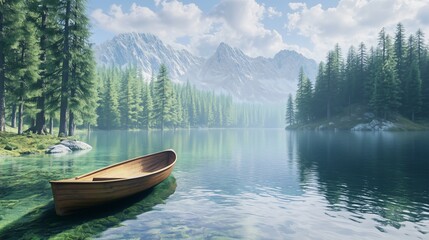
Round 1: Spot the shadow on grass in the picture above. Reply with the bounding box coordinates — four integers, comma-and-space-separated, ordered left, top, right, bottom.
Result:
0, 176, 177, 239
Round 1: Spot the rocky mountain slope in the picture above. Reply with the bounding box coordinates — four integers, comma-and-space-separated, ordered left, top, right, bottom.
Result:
94, 33, 317, 101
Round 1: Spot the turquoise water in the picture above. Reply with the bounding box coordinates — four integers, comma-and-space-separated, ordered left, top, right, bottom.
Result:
0, 130, 428, 239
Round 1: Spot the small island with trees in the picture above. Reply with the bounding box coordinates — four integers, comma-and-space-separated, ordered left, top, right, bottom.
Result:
286, 23, 429, 131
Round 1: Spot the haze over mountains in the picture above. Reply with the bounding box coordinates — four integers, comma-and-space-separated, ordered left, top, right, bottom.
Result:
94, 33, 317, 102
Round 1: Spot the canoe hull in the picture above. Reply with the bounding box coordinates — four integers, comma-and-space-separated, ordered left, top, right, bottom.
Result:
50, 150, 176, 216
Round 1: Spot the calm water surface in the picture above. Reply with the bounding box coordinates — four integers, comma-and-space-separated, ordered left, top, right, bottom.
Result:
0, 129, 428, 239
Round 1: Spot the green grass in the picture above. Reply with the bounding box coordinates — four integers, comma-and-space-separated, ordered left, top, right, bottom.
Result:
0, 132, 61, 157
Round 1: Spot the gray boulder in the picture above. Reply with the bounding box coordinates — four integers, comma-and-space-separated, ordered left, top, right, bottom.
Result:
60, 140, 92, 151
46, 145, 72, 154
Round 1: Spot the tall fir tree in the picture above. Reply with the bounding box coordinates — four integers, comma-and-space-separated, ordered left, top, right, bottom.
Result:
119, 68, 132, 129
57, 0, 93, 136
371, 32, 401, 118
67, 0, 95, 136
29, 0, 61, 134
141, 82, 153, 129
415, 29, 429, 117
295, 67, 313, 123
12, 3, 41, 134
103, 75, 120, 129
57, 0, 71, 136
323, 47, 342, 119
357, 42, 369, 103
404, 35, 422, 120
312, 61, 327, 119
343, 46, 358, 108
69, 44, 96, 135
285, 94, 294, 126
0, 0, 24, 131
153, 64, 175, 130
395, 23, 408, 115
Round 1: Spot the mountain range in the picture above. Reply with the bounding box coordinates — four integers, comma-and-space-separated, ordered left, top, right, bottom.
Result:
94, 33, 317, 102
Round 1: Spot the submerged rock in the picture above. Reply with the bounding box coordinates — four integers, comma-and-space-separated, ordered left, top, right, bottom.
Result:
46, 145, 72, 154
60, 140, 92, 151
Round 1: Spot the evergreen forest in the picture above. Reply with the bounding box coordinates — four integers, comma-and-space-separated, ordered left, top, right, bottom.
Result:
288, 23, 429, 126
96, 66, 283, 130
0, 0, 282, 137
0, 0, 96, 136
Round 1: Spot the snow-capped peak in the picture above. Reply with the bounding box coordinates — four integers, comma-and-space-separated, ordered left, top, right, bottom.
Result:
94, 33, 317, 101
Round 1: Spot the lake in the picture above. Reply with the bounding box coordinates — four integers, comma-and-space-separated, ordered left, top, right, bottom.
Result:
0, 129, 428, 239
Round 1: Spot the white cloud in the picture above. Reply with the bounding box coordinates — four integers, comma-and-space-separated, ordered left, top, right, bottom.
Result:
91, 0, 291, 58
91, 1, 208, 50
267, 7, 282, 18
288, 2, 307, 11
286, 0, 429, 61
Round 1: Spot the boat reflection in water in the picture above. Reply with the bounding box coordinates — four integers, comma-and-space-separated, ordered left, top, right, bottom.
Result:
0, 176, 177, 239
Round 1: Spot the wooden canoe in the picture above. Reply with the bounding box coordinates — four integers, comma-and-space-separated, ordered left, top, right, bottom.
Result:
50, 149, 177, 216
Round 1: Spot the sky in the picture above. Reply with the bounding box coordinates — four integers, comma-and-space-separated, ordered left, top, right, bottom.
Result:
88, 0, 429, 62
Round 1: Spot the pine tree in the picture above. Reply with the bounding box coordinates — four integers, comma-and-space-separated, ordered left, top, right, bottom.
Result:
322, 47, 342, 119
67, 0, 95, 136
295, 68, 313, 123
173, 93, 183, 128
57, 0, 72, 136
415, 29, 426, 71
153, 64, 175, 130
0, 0, 25, 131
141, 82, 153, 129
58, 0, 93, 136
97, 72, 120, 129
285, 93, 294, 126
12, 4, 41, 134
69, 44, 96, 135
357, 42, 368, 103
106, 75, 120, 129
79, 70, 98, 132
415, 29, 429, 117
29, 0, 61, 134
406, 60, 422, 121
343, 46, 358, 108
184, 81, 196, 127
119, 68, 133, 129
313, 61, 326, 119
395, 23, 408, 114
404, 35, 422, 120
371, 33, 401, 118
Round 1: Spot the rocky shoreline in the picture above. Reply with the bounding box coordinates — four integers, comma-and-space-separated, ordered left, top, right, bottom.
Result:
288, 111, 428, 131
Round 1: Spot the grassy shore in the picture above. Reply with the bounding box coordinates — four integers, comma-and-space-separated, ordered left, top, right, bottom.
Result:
0, 132, 61, 157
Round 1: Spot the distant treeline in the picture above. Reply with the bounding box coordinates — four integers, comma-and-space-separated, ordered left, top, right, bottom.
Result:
286, 23, 429, 126
97, 66, 283, 130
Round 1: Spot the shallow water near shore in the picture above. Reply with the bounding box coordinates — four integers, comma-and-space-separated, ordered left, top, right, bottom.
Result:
0, 129, 428, 239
